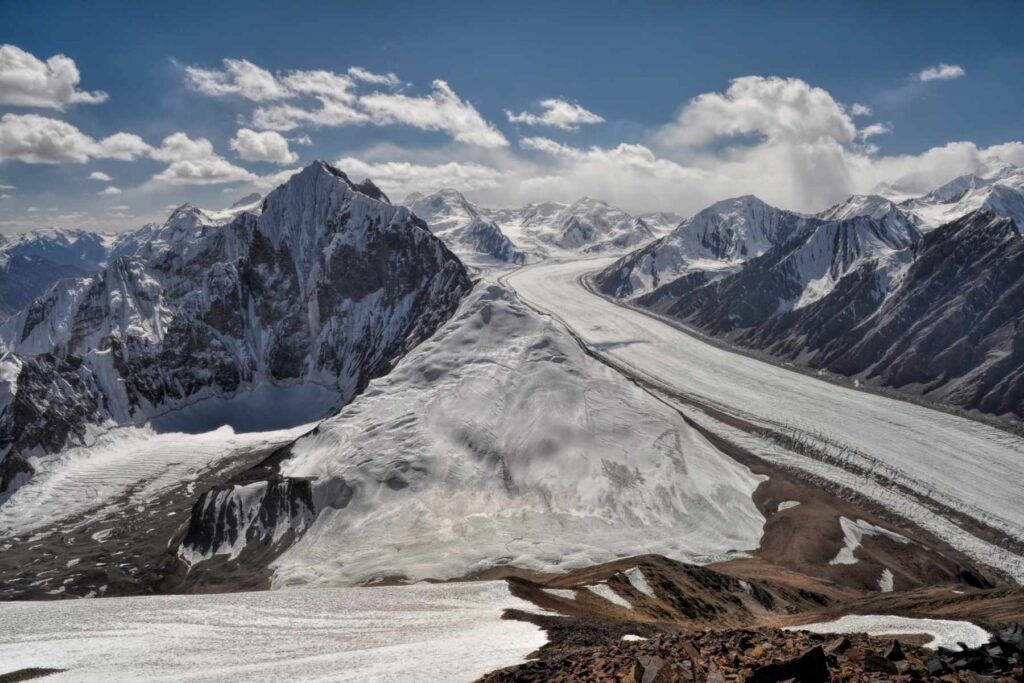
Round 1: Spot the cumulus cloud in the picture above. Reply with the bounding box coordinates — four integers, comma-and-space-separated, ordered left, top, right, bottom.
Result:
150, 132, 216, 163
0, 44, 108, 109
916, 63, 965, 82
151, 158, 257, 186
336, 157, 507, 196
849, 103, 872, 116
506, 99, 604, 130
144, 132, 258, 186
0, 113, 151, 163
97, 185, 121, 195
347, 66, 401, 87
186, 58, 506, 147
230, 128, 298, 164
88, 171, 113, 181
985, 141, 1024, 167
659, 76, 857, 149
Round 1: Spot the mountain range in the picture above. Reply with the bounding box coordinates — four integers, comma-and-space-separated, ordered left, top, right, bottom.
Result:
595, 160, 1024, 418
0, 162, 471, 498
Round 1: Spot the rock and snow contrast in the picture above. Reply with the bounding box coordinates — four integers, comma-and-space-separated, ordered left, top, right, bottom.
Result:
0, 161, 472, 499
892, 158, 1024, 230
597, 164, 1024, 419
404, 189, 527, 265
1, 158, 1023, 682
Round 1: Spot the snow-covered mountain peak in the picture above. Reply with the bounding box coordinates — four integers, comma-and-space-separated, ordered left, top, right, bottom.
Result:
898, 161, 1024, 230
405, 189, 526, 264
819, 195, 902, 222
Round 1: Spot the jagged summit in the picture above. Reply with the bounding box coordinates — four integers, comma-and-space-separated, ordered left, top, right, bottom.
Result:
0, 160, 473, 498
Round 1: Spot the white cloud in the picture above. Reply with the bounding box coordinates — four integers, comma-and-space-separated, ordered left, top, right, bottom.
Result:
184, 58, 290, 101
849, 103, 872, 116
359, 80, 508, 147
97, 185, 122, 195
916, 63, 965, 82
0, 183, 13, 190
658, 76, 857, 148
292, 134, 313, 146
0, 113, 151, 163
151, 158, 257, 186
336, 157, 507, 196
147, 132, 258, 187
281, 70, 357, 101
0, 44, 108, 110
88, 171, 112, 181
253, 98, 367, 131
506, 99, 604, 131
252, 167, 302, 190
230, 129, 298, 164
858, 123, 892, 140
985, 141, 1024, 167
150, 132, 216, 163
347, 66, 401, 87
186, 58, 505, 147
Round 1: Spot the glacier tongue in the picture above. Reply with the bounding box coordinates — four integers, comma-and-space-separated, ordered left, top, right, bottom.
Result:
269, 279, 766, 587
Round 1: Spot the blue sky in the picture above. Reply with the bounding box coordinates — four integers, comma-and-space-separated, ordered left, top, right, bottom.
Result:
1, 0, 1022, 232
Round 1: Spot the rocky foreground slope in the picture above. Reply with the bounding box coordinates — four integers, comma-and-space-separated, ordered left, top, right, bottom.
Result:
0, 161, 472, 498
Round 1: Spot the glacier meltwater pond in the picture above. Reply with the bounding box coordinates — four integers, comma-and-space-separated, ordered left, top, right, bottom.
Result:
0, 581, 545, 682
149, 383, 340, 434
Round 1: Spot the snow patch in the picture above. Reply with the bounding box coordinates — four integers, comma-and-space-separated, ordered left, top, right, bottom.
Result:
624, 567, 657, 598
878, 568, 895, 592
830, 517, 909, 565
587, 583, 632, 609
790, 614, 990, 650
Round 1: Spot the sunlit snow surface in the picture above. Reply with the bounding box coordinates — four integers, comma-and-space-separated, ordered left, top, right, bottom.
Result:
273, 282, 765, 586
505, 258, 1024, 581
789, 614, 990, 650
0, 581, 545, 682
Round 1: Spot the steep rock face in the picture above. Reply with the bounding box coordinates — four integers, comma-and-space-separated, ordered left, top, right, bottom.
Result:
0, 161, 473, 496
178, 478, 320, 567
813, 211, 1024, 416
405, 189, 526, 264
595, 196, 809, 298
